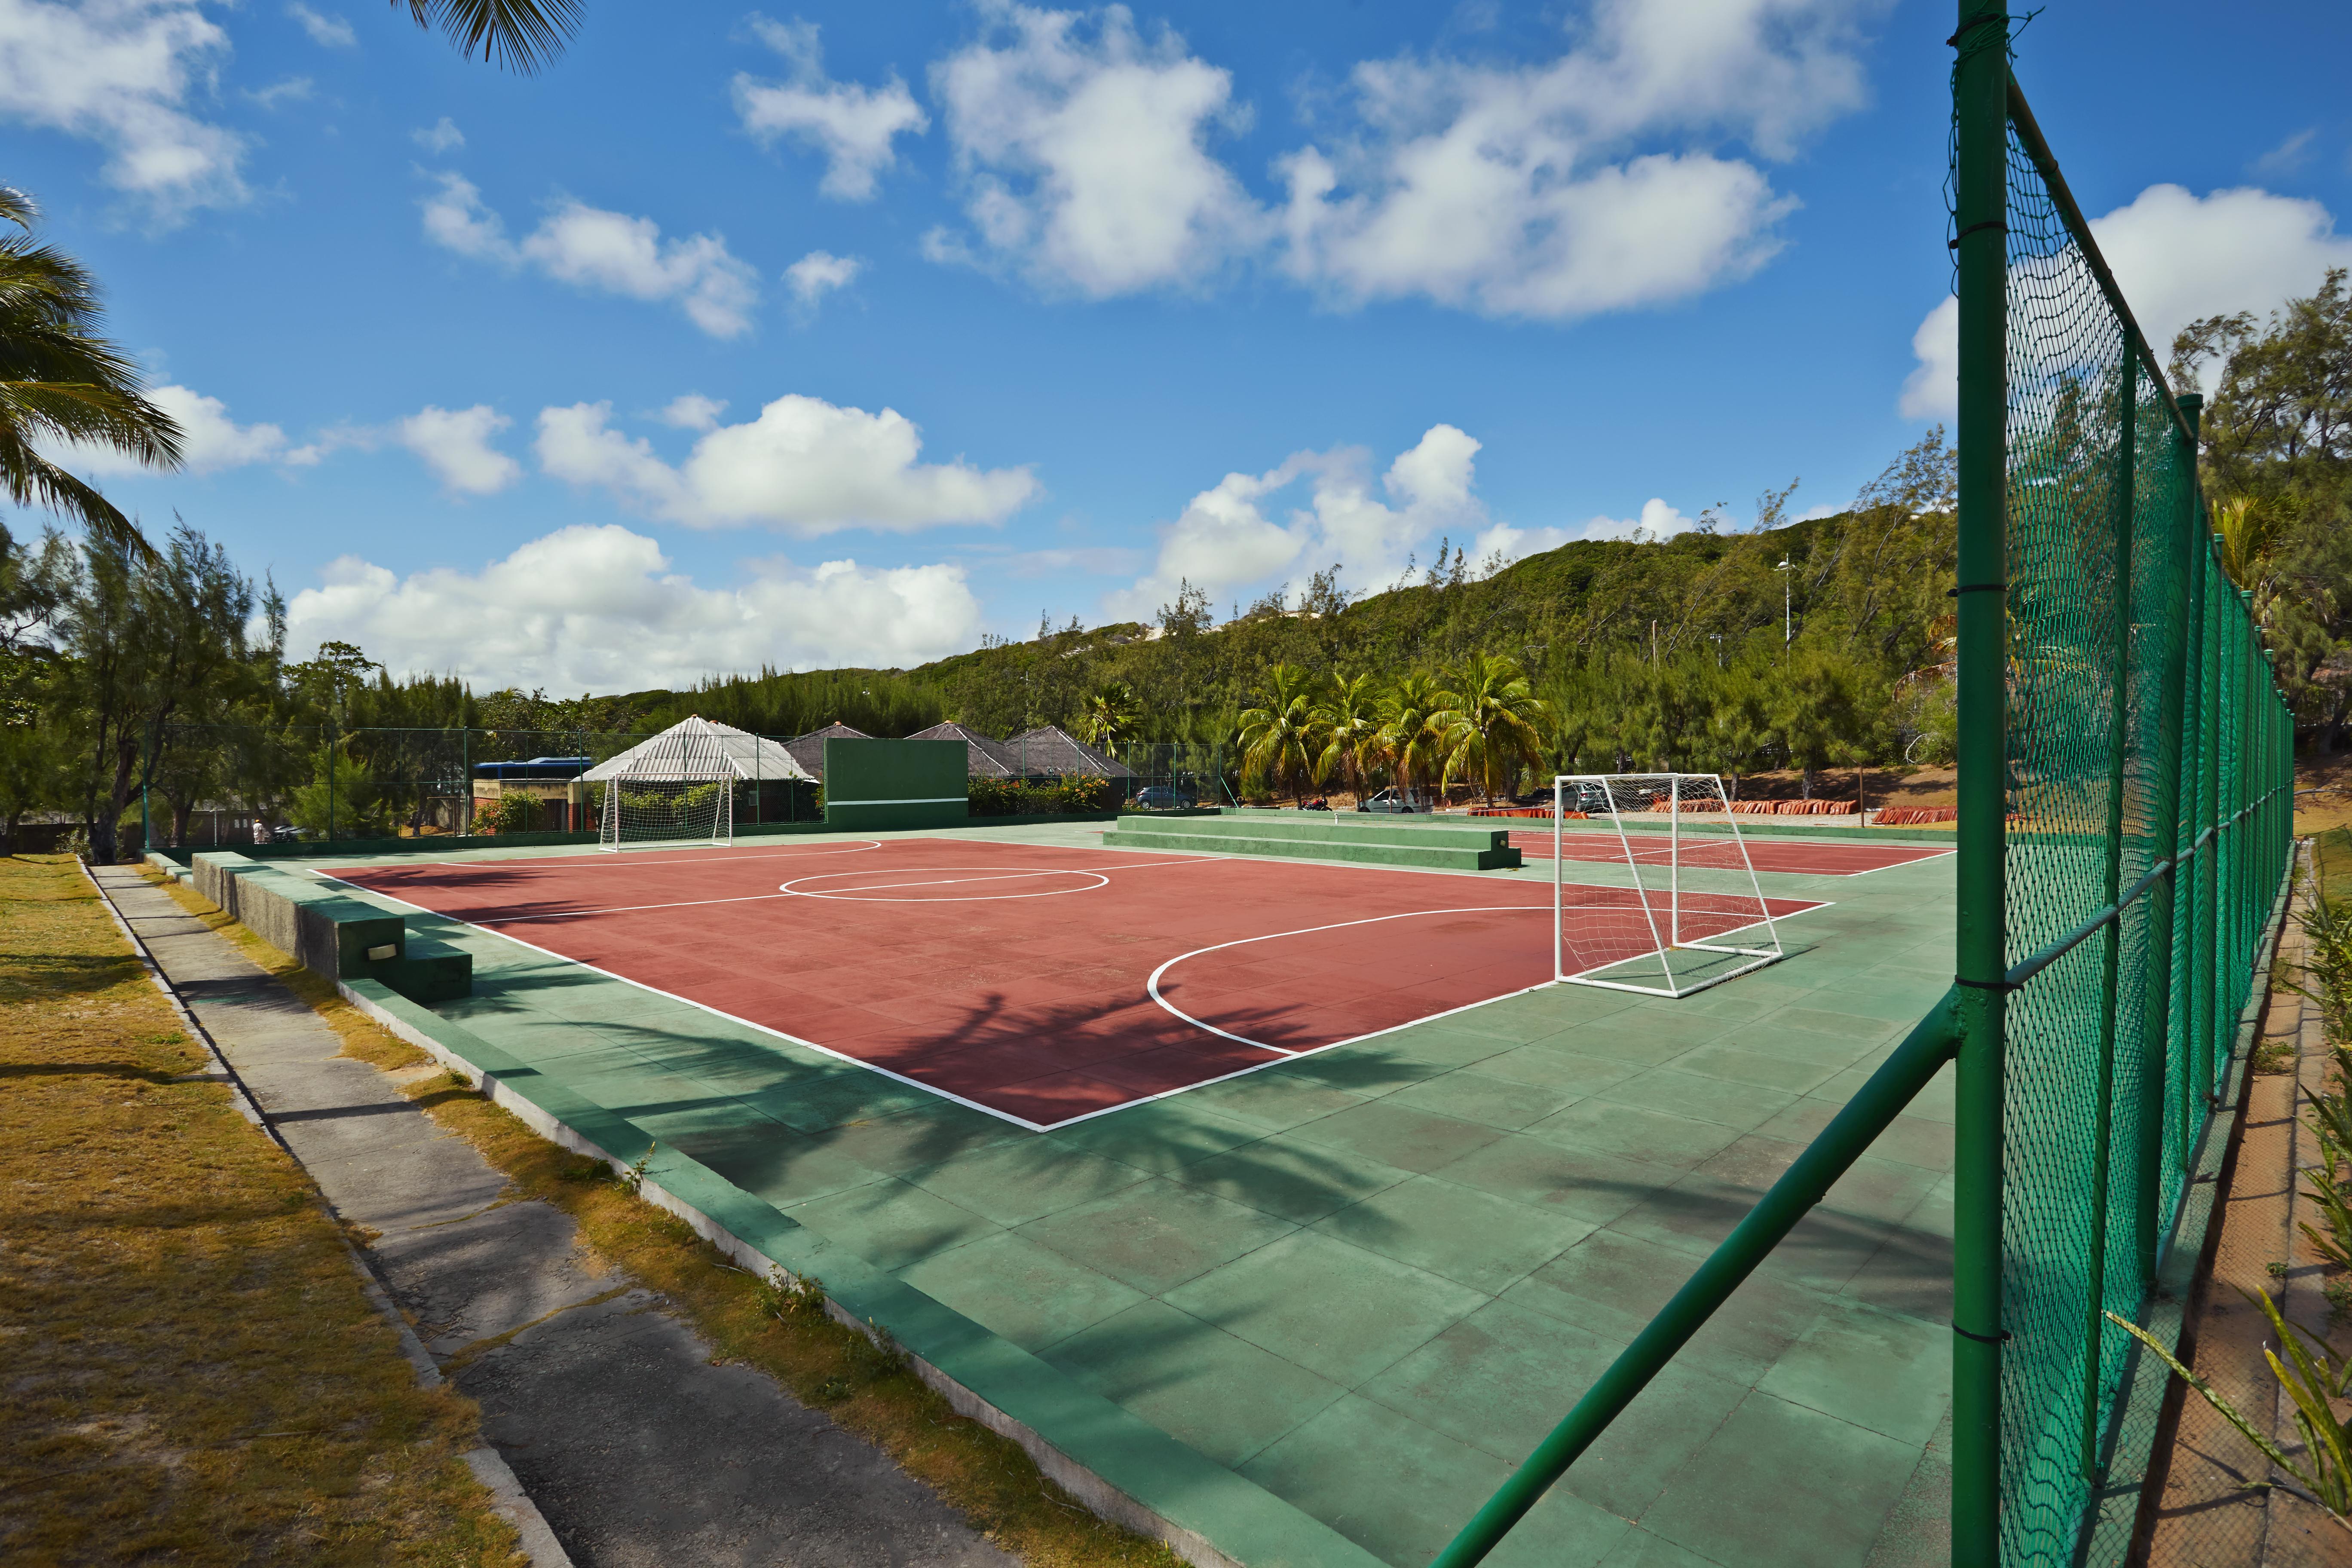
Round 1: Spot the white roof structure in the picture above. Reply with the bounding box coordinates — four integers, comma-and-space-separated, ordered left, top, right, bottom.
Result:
580, 717, 814, 784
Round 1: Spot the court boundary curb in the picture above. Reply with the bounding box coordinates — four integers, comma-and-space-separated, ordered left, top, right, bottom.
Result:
335, 976, 1390, 1568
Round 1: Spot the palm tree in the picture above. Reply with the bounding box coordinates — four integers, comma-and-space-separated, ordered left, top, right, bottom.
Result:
1378, 669, 1448, 807
1431, 652, 1552, 806
1314, 671, 1383, 806
400, 0, 583, 74
1080, 680, 1139, 751
2212, 494, 2286, 628
0, 190, 182, 557
1237, 663, 1325, 806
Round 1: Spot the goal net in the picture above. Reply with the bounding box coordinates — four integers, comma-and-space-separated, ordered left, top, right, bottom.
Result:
1552, 773, 1783, 997
599, 775, 733, 851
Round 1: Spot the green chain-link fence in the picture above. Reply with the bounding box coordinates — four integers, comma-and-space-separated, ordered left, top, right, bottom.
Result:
1960, 43, 2296, 1568
1424, 9, 2298, 1566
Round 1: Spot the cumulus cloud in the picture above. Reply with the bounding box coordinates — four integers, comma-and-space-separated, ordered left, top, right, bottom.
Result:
535, 395, 1040, 536
0, 0, 249, 224
929, 2, 1265, 295
1277, 0, 1880, 317
393, 404, 520, 496
282, 524, 985, 692
65, 383, 285, 476
783, 249, 861, 313
1900, 184, 2352, 418
412, 115, 463, 153
1106, 423, 1488, 619
657, 393, 728, 430
419, 174, 763, 338
916, 0, 1879, 317
286, 2, 353, 49
733, 16, 928, 201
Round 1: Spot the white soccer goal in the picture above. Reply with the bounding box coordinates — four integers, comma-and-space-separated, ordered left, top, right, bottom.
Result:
1552, 773, 1783, 997
599, 774, 734, 851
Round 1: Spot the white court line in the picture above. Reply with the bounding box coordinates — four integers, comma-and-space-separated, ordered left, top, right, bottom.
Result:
312, 874, 1062, 1133
352, 854, 1226, 924
412, 840, 886, 873
782, 868, 1111, 902
320, 854, 1840, 1136
777, 858, 1219, 901
1145, 904, 1551, 1054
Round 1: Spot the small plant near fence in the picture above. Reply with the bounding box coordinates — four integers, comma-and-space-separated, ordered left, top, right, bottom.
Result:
2107, 1293, 2352, 1528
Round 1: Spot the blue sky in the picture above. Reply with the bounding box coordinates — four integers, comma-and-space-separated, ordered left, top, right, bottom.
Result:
9, 0, 2351, 692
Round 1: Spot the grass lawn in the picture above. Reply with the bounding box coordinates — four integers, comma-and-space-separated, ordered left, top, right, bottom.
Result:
0, 854, 522, 1565
142, 865, 1185, 1568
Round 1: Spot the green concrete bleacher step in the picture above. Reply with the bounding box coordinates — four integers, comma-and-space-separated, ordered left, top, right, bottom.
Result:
191, 851, 472, 1003
1102, 812, 1521, 871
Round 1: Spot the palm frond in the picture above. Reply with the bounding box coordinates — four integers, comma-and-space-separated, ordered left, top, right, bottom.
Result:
401, 0, 583, 74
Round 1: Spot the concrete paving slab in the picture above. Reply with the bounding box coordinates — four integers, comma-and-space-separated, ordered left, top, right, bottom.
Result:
95, 868, 1014, 1568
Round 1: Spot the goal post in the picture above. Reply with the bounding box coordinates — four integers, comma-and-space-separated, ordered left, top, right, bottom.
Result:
1552, 773, 1783, 997
598, 773, 734, 851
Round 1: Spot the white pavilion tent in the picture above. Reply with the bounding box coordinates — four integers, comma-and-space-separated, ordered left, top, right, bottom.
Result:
580, 716, 813, 784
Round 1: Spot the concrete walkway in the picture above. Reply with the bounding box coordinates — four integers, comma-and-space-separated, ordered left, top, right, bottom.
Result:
94, 867, 1014, 1568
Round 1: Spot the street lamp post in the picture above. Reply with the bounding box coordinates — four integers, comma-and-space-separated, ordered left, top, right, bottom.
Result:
1775, 559, 1794, 652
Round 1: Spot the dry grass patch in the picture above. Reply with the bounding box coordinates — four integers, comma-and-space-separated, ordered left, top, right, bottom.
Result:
0, 855, 521, 1565
147, 866, 1183, 1568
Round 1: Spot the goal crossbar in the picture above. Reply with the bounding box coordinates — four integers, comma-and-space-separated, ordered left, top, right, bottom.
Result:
599, 771, 735, 852
1552, 772, 1783, 998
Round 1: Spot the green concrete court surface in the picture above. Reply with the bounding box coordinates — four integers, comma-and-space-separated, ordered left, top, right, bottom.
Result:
294, 821, 1957, 1568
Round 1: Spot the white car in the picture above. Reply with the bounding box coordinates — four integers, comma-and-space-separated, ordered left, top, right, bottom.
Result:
1357, 787, 1430, 814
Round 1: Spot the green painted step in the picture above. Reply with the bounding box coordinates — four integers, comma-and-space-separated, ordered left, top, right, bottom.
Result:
1112, 812, 1514, 852
1102, 824, 1522, 871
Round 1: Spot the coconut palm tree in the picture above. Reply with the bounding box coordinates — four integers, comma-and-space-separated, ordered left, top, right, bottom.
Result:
0, 190, 182, 557
1080, 679, 1140, 750
1237, 663, 1324, 806
400, 0, 582, 73
1377, 669, 1448, 807
1431, 652, 1552, 806
1313, 671, 1383, 805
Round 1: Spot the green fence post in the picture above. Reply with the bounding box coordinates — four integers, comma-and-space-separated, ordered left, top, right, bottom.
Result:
2137, 391, 2195, 1279
2080, 335, 2137, 1482
2200, 535, 2226, 1103
1951, 2, 2011, 1557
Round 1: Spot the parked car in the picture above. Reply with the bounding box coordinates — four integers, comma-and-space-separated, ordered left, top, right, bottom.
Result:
1564, 781, 1613, 815
1357, 787, 1429, 814
1130, 785, 1198, 811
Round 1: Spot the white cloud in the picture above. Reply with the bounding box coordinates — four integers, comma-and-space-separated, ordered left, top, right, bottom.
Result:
657, 393, 728, 430
1106, 423, 1488, 618
393, 404, 520, 496
418, 175, 763, 338
286, 2, 353, 49
1277, 0, 1882, 318
0, 0, 248, 224
1900, 184, 2352, 418
412, 115, 463, 153
2251, 128, 2315, 179
930, 2, 1265, 295
282, 524, 985, 692
535, 395, 1041, 536
784, 248, 861, 312
244, 76, 312, 110
733, 16, 928, 201
1472, 498, 1699, 565
918, 0, 1875, 316
65, 383, 285, 476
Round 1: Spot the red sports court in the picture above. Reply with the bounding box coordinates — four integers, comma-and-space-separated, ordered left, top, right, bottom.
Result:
329, 838, 1825, 1130
1509, 828, 1952, 876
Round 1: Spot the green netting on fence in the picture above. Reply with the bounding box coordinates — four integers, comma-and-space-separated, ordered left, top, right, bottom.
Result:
1989, 86, 2296, 1567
